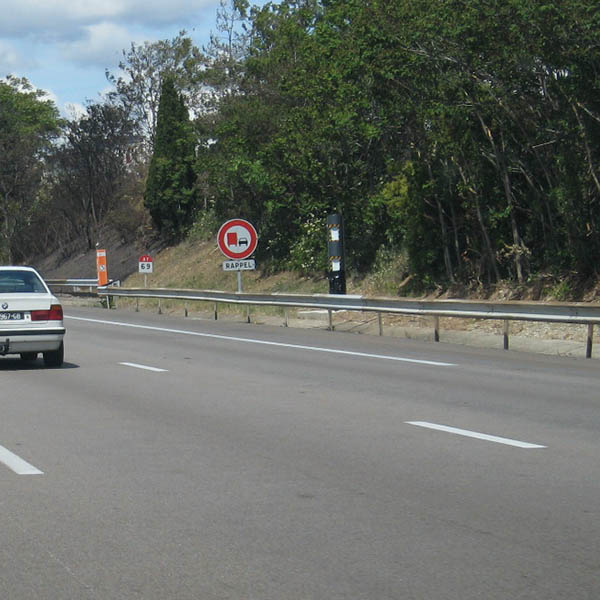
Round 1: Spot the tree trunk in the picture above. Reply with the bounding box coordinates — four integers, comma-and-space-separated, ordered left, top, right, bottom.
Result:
1, 202, 13, 263
436, 195, 455, 282
428, 162, 454, 282
457, 164, 500, 282
572, 103, 600, 197
473, 193, 501, 283
476, 113, 526, 282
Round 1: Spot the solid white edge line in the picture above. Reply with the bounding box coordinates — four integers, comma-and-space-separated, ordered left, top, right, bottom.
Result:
119, 362, 168, 372
406, 421, 546, 449
66, 316, 456, 367
0, 445, 44, 474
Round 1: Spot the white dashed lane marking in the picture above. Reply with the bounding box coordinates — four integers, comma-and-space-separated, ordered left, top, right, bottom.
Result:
406, 421, 546, 449
119, 362, 168, 373
0, 445, 44, 475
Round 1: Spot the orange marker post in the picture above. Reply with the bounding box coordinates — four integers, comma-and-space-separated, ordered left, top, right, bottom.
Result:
96, 249, 109, 287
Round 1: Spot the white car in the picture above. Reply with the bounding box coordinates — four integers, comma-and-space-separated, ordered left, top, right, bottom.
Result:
0, 266, 65, 367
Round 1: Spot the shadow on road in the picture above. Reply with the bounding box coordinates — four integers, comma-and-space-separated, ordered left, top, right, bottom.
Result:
0, 358, 79, 371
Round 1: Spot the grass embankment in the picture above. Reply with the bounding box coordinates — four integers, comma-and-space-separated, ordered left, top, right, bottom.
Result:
117, 237, 336, 320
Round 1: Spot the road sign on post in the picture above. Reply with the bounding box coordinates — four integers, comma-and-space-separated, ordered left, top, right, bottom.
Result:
218, 219, 258, 259
217, 219, 258, 292
139, 254, 153, 287
139, 254, 153, 273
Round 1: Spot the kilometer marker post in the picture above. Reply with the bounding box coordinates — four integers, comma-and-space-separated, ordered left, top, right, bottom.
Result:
138, 254, 154, 311
139, 254, 154, 288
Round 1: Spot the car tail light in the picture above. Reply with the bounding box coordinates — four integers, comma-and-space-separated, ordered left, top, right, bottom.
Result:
31, 304, 63, 321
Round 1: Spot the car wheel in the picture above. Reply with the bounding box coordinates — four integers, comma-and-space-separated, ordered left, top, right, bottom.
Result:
43, 342, 64, 368
20, 352, 38, 361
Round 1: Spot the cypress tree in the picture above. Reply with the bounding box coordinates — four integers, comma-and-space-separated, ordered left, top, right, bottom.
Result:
144, 77, 196, 239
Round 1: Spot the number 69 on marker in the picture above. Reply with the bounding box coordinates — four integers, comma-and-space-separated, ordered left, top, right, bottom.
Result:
139, 254, 154, 273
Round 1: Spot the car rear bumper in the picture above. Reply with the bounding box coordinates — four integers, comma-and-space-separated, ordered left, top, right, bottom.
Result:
0, 328, 65, 355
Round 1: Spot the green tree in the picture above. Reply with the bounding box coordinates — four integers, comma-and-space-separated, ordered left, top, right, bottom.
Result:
48, 102, 136, 249
203, 0, 251, 99
106, 32, 204, 149
196, 0, 600, 287
145, 78, 197, 239
0, 76, 60, 262
204, 0, 390, 268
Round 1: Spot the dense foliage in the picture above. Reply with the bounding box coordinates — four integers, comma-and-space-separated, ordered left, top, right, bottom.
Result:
0, 77, 60, 262
145, 78, 197, 239
3, 0, 600, 291
196, 0, 600, 286
49, 103, 137, 249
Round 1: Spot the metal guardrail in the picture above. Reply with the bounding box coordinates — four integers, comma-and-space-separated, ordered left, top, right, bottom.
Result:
47, 278, 99, 286
46, 278, 99, 295
45, 278, 600, 357
90, 286, 600, 358
46, 279, 120, 294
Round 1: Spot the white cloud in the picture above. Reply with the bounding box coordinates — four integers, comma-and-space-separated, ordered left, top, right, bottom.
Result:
60, 22, 138, 67
38, 87, 59, 104
0, 0, 244, 111
0, 0, 217, 40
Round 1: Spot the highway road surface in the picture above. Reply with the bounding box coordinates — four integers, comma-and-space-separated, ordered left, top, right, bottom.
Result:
1, 306, 599, 599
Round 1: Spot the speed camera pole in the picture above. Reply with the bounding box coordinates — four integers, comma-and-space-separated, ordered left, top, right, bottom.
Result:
327, 214, 346, 294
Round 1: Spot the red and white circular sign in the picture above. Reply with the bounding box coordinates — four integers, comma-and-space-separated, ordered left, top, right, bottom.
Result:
217, 219, 258, 259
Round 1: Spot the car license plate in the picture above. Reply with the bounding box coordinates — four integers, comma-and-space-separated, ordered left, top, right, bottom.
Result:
0, 312, 24, 321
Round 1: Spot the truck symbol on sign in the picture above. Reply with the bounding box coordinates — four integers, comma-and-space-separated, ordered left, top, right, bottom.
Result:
227, 232, 248, 247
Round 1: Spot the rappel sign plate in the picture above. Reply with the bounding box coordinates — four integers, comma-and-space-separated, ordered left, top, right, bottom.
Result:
223, 259, 256, 271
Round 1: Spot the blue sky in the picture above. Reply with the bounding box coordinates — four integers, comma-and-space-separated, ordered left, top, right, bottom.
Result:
0, 0, 263, 116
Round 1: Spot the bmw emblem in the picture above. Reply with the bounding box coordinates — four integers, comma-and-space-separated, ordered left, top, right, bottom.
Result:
1, 303, 7, 310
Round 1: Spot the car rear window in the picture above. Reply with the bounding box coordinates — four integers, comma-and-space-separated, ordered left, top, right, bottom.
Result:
0, 270, 47, 293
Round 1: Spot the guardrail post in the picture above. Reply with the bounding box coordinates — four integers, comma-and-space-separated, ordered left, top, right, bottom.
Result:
135, 298, 139, 312
328, 309, 334, 331
503, 320, 510, 350
586, 323, 594, 358
247, 306, 251, 323
378, 313, 383, 336
214, 302, 218, 320
284, 309, 289, 327
158, 299, 162, 315
184, 303, 188, 317
434, 316, 440, 342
